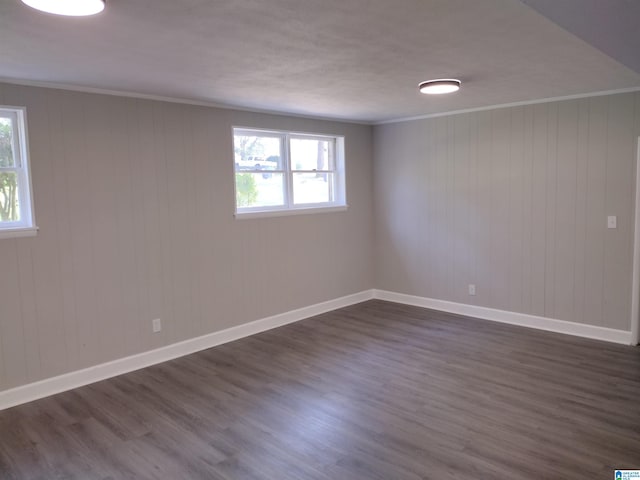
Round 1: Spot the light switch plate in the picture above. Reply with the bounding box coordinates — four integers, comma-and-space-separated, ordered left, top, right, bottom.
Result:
607, 216, 617, 229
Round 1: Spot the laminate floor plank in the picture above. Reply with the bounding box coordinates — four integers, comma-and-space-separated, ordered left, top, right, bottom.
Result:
1, 299, 639, 479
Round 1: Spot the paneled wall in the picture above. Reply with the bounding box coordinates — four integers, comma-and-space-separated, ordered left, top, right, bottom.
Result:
0, 83, 374, 392
374, 93, 640, 331
2, 83, 638, 394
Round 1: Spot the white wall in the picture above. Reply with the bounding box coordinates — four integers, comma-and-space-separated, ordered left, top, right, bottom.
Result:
374, 93, 640, 332
0, 82, 374, 392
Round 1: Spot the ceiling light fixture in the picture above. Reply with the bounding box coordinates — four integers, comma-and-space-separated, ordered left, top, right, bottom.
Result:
21, 0, 105, 16
419, 79, 461, 95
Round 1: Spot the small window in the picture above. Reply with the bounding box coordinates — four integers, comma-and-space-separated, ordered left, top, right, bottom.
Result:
233, 128, 346, 217
0, 107, 36, 239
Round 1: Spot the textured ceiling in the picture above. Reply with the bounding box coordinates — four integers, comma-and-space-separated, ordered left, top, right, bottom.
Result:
0, 0, 639, 123
521, 0, 640, 75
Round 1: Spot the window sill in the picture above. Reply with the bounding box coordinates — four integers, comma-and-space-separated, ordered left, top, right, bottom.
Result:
0, 226, 38, 240
235, 205, 348, 219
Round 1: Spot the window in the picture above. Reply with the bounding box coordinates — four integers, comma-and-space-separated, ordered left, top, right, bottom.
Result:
0, 107, 36, 239
233, 128, 346, 217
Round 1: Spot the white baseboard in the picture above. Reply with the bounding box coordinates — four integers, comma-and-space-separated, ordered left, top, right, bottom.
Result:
373, 289, 633, 345
0, 289, 375, 411
1, 287, 632, 411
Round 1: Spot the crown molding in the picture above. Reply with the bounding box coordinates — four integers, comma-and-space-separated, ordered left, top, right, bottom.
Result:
0, 77, 371, 126
376, 86, 640, 125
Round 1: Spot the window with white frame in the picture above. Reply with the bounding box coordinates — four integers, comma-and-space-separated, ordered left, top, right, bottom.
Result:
0, 107, 36, 238
233, 127, 346, 216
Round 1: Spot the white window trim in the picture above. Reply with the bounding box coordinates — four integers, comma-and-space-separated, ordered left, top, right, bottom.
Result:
0, 106, 37, 239
233, 127, 347, 218
235, 205, 348, 220
0, 226, 38, 240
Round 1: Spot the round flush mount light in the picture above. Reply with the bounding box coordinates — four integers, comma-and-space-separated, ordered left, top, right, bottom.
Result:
21, 0, 105, 16
419, 79, 461, 95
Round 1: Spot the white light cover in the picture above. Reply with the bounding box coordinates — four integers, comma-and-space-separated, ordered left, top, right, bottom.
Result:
21, 0, 105, 16
419, 79, 461, 95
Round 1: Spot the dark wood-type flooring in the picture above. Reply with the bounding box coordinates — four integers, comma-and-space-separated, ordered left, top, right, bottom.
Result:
1, 300, 639, 479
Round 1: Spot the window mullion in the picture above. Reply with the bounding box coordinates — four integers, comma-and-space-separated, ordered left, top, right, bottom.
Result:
284, 133, 294, 208
16, 168, 31, 225
11, 113, 22, 168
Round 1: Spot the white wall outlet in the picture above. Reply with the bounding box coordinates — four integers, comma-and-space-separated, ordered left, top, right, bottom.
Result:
468, 284, 476, 296
152, 318, 162, 333
607, 216, 617, 229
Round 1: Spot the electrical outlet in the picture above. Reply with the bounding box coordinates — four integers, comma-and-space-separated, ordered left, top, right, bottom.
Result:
152, 318, 162, 333
468, 284, 476, 296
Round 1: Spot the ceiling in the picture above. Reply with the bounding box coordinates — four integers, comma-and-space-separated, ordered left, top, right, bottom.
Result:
520, 0, 640, 75
0, 0, 638, 123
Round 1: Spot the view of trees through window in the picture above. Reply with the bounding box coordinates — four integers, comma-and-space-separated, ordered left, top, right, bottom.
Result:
234, 134, 277, 207
0, 118, 19, 222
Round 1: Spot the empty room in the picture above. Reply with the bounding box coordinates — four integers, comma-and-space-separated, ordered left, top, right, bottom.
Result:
1, 0, 639, 478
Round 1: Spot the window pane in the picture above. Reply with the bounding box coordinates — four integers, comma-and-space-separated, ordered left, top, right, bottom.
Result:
0, 172, 20, 222
234, 134, 282, 172
290, 138, 333, 171
0, 117, 15, 168
293, 172, 333, 205
236, 172, 284, 208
